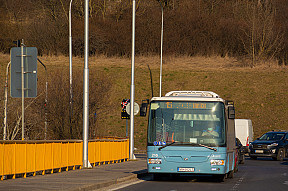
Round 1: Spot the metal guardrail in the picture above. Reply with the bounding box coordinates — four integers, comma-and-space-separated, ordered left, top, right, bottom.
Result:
0, 138, 129, 180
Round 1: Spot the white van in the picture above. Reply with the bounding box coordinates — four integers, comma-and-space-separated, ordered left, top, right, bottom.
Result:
235, 119, 253, 153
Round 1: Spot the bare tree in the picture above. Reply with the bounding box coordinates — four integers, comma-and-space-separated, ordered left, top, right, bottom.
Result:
239, 0, 283, 67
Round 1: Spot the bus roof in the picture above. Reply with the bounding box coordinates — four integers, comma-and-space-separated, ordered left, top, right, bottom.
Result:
151, 91, 225, 102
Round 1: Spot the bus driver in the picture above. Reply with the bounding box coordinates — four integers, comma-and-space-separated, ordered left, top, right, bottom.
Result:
202, 126, 219, 137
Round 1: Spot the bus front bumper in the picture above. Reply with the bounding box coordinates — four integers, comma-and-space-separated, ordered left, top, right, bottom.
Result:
147, 160, 226, 175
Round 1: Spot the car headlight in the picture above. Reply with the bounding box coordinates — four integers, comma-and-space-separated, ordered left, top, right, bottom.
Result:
210, 159, 224, 166
148, 158, 162, 164
268, 143, 278, 147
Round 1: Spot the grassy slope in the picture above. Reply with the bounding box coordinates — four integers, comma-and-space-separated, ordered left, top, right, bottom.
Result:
0, 54, 287, 151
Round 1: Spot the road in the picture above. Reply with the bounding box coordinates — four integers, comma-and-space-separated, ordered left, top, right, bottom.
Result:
110, 157, 288, 191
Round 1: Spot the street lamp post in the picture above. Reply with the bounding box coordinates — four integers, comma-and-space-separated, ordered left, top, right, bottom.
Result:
37, 59, 48, 140
157, 0, 167, 97
83, 0, 90, 168
159, 5, 164, 97
3, 62, 11, 140
129, 0, 136, 160
21, 39, 25, 140
69, 0, 73, 138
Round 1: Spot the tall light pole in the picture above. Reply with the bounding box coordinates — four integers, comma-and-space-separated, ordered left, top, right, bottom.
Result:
83, 0, 90, 168
37, 59, 48, 140
129, 0, 136, 160
21, 39, 25, 140
3, 62, 11, 140
69, 0, 73, 138
158, 0, 167, 97
159, 5, 164, 97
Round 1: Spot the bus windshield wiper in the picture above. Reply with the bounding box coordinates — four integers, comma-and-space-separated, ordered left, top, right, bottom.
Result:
159, 142, 217, 151
158, 141, 177, 150
158, 142, 217, 151
191, 143, 217, 151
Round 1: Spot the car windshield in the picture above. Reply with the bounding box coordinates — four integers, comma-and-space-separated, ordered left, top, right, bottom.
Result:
259, 133, 285, 141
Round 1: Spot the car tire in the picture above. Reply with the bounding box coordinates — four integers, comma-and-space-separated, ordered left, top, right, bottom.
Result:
276, 148, 284, 161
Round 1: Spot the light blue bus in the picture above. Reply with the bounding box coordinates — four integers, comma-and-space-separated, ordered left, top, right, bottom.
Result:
145, 91, 236, 181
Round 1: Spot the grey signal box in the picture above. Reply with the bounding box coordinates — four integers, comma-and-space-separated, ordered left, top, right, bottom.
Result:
10, 47, 37, 98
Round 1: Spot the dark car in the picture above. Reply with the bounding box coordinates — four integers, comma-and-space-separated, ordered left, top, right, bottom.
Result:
249, 131, 288, 161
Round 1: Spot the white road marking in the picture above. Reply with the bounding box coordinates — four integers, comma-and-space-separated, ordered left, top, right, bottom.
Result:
107, 179, 145, 191
230, 172, 247, 191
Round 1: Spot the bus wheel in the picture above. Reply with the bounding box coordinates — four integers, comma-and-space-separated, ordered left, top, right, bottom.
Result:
227, 170, 234, 179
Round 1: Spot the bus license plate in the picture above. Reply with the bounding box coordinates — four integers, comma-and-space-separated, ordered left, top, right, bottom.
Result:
178, 167, 195, 172
255, 150, 263, 153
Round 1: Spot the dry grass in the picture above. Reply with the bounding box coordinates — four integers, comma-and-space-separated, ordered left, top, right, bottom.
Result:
0, 53, 287, 150
29, 54, 284, 70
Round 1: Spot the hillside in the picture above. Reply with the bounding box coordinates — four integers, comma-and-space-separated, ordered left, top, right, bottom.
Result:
0, 0, 288, 65
0, 54, 287, 150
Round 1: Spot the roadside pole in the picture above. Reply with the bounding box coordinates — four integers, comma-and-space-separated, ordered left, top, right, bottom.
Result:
3, 62, 11, 140
83, 0, 90, 168
69, 0, 73, 138
126, 119, 128, 138
21, 40, 25, 140
159, 5, 163, 97
37, 59, 48, 140
10, 42, 37, 140
129, 0, 136, 160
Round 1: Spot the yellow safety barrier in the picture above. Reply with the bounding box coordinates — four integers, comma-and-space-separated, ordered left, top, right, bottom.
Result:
0, 138, 129, 180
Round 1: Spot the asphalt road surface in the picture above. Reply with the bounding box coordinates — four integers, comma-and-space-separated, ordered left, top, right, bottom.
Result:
113, 157, 288, 191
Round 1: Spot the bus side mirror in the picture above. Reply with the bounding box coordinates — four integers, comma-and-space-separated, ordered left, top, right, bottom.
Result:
140, 99, 149, 117
228, 106, 235, 119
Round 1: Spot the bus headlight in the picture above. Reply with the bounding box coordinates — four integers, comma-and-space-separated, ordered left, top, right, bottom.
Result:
210, 159, 224, 166
148, 158, 162, 164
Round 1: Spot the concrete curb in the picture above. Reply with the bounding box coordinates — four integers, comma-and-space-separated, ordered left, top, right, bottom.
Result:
69, 170, 148, 191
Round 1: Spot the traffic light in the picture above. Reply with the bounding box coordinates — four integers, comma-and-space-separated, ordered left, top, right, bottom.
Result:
121, 99, 130, 119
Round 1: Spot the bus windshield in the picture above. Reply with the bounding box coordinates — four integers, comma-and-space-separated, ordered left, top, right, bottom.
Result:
147, 101, 226, 147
